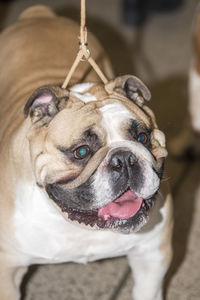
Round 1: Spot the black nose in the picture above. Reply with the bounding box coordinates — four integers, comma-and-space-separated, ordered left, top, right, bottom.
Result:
109, 150, 137, 172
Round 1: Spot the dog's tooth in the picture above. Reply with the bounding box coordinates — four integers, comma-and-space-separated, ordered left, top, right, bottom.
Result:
97, 217, 106, 228
84, 219, 90, 225
69, 214, 75, 221
89, 221, 95, 227
75, 214, 83, 224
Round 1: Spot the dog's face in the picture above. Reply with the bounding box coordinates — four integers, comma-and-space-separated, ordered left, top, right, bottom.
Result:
24, 75, 167, 233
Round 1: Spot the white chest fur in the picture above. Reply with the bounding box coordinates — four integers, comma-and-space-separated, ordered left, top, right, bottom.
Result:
13, 182, 165, 266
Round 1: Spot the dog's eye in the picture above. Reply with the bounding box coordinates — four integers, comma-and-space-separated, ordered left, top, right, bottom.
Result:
74, 145, 90, 159
137, 133, 148, 144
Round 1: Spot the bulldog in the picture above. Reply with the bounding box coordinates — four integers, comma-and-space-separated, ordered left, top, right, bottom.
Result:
188, 5, 200, 156
169, 5, 200, 158
0, 5, 173, 300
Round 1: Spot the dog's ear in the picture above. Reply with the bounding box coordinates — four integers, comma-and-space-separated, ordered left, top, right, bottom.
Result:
105, 75, 151, 107
24, 86, 69, 123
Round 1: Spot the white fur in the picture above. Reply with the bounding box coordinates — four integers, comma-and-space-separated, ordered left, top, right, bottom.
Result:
100, 102, 134, 143
189, 66, 200, 131
70, 83, 97, 103
14, 182, 137, 264
97, 103, 160, 201
13, 181, 169, 300
70, 91, 97, 103
128, 246, 166, 300
70, 82, 94, 93
128, 192, 170, 300
14, 182, 166, 266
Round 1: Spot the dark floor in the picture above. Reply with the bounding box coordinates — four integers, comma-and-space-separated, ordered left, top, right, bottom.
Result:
1, 0, 200, 299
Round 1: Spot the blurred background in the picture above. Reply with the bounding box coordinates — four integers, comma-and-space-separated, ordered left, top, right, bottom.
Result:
1, 0, 200, 299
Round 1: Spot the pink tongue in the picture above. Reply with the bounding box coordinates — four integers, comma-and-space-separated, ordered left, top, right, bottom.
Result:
98, 190, 143, 220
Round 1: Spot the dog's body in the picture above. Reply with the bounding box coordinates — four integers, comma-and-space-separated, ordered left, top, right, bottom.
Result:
170, 6, 200, 157
0, 6, 173, 300
188, 7, 200, 149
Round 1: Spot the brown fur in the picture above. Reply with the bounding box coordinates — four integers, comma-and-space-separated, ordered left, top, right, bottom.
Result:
194, 11, 200, 74
0, 6, 113, 299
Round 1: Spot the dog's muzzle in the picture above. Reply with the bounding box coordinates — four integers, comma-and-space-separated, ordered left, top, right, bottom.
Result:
45, 146, 162, 234
97, 150, 144, 220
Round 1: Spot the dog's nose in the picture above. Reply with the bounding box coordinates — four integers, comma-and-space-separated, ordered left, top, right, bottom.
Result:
109, 151, 137, 172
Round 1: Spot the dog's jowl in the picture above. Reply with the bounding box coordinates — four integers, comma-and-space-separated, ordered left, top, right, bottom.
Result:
0, 5, 173, 300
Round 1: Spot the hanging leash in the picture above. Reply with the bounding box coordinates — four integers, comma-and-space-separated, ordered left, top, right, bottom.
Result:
62, 0, 108, 89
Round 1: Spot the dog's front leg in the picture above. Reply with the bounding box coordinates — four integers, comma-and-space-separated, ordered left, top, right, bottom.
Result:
127, 244, 171, 300
0, 254, 27, 300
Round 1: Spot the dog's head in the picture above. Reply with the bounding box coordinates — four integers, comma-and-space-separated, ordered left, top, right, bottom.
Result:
24, 75, 167, 233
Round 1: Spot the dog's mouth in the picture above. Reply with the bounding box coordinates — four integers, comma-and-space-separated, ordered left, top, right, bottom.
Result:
97, 189, 143, 220
48, 187, 155, 233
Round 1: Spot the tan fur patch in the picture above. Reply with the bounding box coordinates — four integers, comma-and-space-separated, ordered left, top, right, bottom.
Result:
87, 84, 109, 100
160, 192, 173, 267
